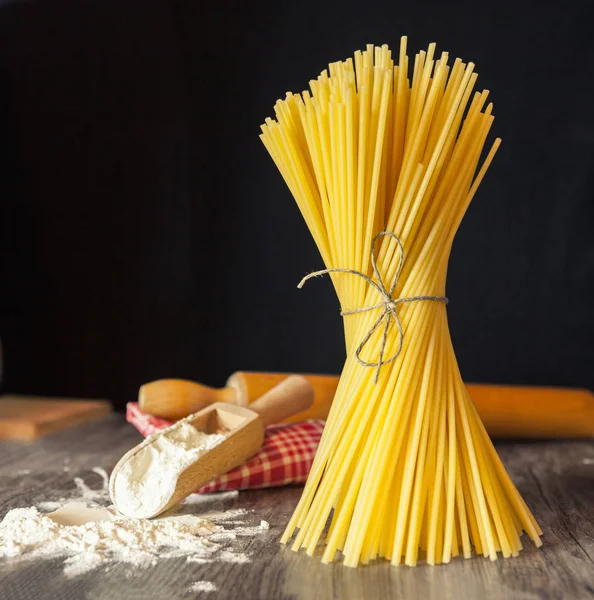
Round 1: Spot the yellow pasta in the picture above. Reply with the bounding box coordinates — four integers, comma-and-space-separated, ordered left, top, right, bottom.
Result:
260, 38, 542, 567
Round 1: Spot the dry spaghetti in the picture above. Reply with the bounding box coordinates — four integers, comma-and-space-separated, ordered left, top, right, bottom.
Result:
260, 39, 542, 567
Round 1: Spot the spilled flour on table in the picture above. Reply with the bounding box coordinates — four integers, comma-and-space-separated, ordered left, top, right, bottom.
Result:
0, 471, 269, 578
74, 467, 110, 502
1, 502, 215, 578
189, 581, 218, 593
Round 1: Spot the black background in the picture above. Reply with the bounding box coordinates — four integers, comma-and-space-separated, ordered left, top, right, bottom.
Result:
0, 0, 593, 411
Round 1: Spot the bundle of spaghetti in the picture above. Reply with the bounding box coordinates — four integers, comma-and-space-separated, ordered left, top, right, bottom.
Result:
260, 38, 542, 567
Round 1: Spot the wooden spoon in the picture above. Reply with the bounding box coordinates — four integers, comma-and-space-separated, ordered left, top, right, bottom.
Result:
110, 375, 313, 519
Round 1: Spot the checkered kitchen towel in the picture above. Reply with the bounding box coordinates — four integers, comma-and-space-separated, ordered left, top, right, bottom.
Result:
126, 402, 324, 493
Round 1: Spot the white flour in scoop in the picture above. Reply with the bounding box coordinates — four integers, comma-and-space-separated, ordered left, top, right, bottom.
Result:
111, 420, 226, 518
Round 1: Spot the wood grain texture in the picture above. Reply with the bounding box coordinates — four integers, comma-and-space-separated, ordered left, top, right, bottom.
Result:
0, 395, 111, 441
1, 415, 594, 600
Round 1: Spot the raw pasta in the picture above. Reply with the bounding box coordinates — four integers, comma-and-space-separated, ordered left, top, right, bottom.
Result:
260, 39, 542, 567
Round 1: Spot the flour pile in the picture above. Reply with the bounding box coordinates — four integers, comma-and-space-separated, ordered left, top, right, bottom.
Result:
0, 502, 216, 577
0, 471, 269, 578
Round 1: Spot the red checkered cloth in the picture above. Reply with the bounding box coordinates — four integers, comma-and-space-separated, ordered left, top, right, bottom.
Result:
125, 402, 325, 493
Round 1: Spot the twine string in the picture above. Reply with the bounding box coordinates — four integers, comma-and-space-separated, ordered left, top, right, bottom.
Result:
298, 232, 448, 383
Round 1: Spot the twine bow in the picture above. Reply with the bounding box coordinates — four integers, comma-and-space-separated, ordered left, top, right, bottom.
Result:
298, 232, 448, 383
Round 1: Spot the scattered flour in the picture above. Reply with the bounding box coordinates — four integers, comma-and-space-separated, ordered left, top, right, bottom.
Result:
189, 581, 217, 593
218, 550, 252, 564
0, 471, 271, 578
0, 502, 216, 577
200, 508, 248, 521
37, 501, 65, 512
111, 420, 226, 518
183, 490, 239, 505
209, 531, 237, 543
186, 555, 211, 564
74, 467, 110, 503
92, 467, 109, 490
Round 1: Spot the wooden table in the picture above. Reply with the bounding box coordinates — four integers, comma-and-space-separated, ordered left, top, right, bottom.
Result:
1, 415, 593, 599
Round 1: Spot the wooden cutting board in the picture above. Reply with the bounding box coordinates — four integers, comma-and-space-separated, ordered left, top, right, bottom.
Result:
0, 395, 112, 441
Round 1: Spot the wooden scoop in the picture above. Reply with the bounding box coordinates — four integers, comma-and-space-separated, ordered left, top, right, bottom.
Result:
110, 375, 313, 518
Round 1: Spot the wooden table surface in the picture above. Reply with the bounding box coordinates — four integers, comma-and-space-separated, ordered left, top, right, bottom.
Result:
1, 415, 594, 600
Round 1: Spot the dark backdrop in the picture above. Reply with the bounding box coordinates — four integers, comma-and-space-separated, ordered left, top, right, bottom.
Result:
1, 0, 593, 410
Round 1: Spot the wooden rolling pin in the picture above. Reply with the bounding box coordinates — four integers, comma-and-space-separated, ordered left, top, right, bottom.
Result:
139, 372, 594, 438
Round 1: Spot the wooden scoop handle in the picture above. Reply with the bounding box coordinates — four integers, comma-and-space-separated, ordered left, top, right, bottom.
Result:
247, 375, 314, 427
